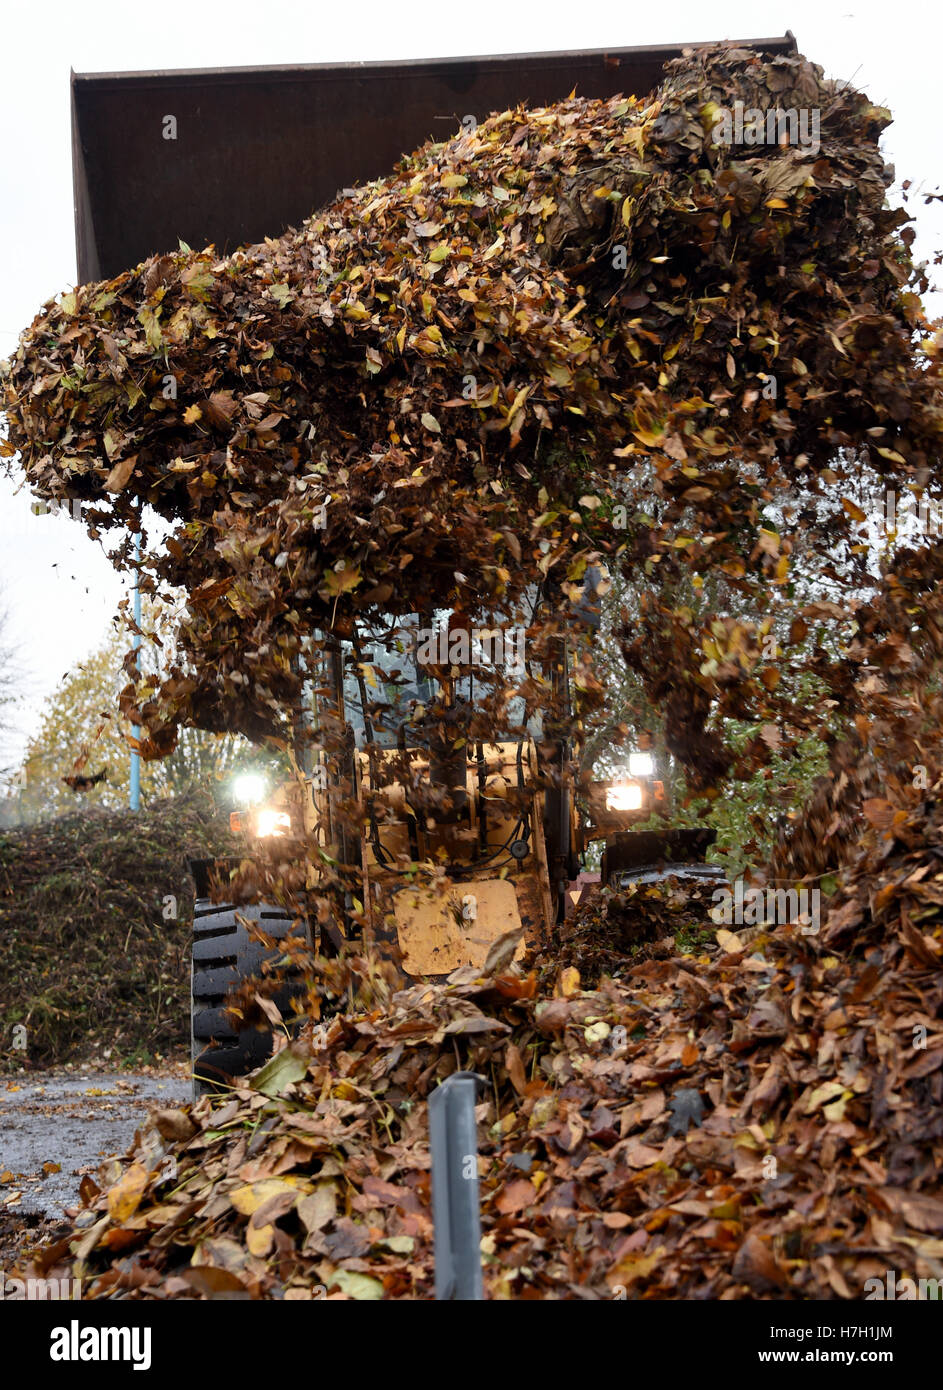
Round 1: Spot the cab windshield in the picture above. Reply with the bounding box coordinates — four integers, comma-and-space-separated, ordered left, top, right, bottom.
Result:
342, 603, 540, 748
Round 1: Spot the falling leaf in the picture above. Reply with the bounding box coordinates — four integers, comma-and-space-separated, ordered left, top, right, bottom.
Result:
103, 454, 138, 494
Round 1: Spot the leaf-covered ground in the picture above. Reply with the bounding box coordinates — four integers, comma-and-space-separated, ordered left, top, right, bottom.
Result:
11, 765, 940, 1300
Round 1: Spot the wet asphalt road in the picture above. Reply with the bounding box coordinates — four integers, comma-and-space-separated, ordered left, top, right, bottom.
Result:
0, 1071, 189, 1217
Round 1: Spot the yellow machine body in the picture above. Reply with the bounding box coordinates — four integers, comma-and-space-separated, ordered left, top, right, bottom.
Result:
291, 738, 554, 974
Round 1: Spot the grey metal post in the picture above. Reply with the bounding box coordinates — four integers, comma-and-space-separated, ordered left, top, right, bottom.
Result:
428, 1071, 484, 1300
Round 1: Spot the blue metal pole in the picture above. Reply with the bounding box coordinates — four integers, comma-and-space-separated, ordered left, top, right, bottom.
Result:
129, 529, 142, 811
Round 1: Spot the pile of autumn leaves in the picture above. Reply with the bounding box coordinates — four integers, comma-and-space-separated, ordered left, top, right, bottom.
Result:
21, 776, 943, 1300
3, 43, 941, 784
0, 792, 238, 1063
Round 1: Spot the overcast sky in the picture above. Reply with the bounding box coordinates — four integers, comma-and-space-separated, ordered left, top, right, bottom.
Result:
0, 0, 940, 775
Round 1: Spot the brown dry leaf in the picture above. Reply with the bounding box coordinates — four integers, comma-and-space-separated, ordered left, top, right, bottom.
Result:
505, 1042, 527, 1096
862, 798, 896, 829
731, 1233, 788, 1291
102, 453, 137, 493
482, 928, 526, 977
495, 1179, 537, 1215
298, 1184, 337, 1234
152, 1108, 196, 1142
875, 1188, 943, 1234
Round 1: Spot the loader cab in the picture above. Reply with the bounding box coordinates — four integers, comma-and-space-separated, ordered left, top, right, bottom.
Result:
338, 606, 543, 752
291, 587, 592, 964
247, 573, 613, 971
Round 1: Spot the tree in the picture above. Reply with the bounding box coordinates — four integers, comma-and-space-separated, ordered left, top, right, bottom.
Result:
0, 590, 26, 817
8, 603, 278, 822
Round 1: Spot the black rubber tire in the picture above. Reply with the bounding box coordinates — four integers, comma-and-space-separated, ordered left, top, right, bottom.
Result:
191, 900, 310, 1099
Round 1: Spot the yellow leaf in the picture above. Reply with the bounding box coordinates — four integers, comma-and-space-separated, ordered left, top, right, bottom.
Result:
106, 1163, 149, 1223
558, 966, 581, 997
805, 1081, 846, 1114
183, 404, 202, 425
632, 427, 665, 447
246, 1222, 275, 1257
507, 385, 531, 419
607, 1246, 664, 1289
322, 563, 361, 597
823, 1092, 852, 1123
231, 1178, 308, 1216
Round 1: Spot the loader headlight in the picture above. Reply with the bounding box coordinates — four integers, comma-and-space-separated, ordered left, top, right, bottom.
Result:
234, 773, 266, 805
628, 751, 654, 777
255, 807, 292, 838
605, 781, 643, 812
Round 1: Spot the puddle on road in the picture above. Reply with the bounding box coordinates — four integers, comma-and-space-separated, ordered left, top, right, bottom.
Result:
0, 1071, 189, 1216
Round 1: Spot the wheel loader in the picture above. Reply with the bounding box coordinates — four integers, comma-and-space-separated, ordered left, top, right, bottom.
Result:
59, 36, 795, 1097
189, 585, 717, 1092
